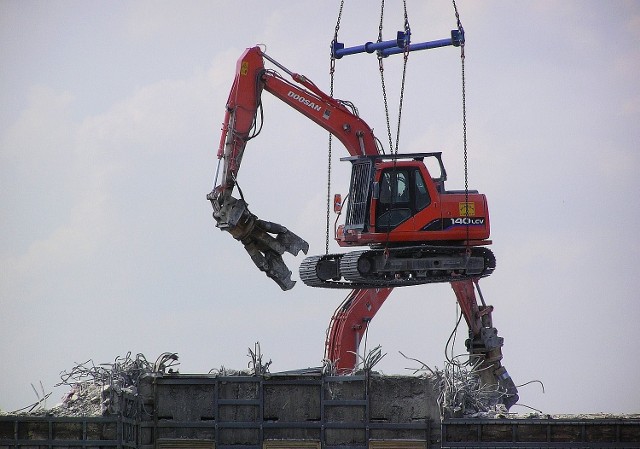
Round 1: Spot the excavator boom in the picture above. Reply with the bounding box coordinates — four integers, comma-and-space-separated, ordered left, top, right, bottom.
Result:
208, 46, 380, 290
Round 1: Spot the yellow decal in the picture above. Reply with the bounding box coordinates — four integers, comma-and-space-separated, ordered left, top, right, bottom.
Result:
240, 61, 249, 76
459, 202, 476, 216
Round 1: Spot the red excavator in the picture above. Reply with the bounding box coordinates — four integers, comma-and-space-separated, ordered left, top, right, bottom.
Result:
208, 46, 494, 291
207, 46, 518, 408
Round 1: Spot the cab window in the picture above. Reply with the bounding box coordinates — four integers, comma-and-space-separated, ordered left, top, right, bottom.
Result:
376, 168, 431, 232
414, 170, 431, 211
380, 170, 410, 204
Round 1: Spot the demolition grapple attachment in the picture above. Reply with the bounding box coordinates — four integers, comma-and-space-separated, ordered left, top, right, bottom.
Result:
208, 192, 308, 290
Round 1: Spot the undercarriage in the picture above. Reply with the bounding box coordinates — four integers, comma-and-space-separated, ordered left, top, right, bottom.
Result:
299, 245, 496, 289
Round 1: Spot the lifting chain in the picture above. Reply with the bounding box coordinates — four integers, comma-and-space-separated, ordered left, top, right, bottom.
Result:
378, 1, 393, 155
452, 0, 470, 247
326, 0, 345, 255
378, 0, 410, 156
378, 0, 410, 250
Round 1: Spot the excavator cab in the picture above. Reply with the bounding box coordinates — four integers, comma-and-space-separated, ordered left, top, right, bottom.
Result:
336, 152, 489, 247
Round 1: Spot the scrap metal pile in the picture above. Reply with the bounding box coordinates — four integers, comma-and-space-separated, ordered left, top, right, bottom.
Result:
401, 351, 516, 419
10, 352, 179, 417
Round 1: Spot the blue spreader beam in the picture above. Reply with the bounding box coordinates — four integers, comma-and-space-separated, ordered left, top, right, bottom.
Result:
332, 29, 463, 59
332, 31, 410, 59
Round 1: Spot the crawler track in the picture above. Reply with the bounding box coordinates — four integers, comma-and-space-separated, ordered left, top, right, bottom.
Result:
299, 245, 495, 289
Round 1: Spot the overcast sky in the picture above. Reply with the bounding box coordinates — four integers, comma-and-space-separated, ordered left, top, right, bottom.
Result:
1, 1, 639, 415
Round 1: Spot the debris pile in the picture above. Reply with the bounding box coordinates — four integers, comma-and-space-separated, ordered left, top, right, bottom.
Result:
10, 352, 179, 417
434, 356, 510, 418
401, 351, 510, 418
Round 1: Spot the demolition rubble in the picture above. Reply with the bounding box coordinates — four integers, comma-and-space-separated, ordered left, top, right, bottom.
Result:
4, 349, 515, 419
2, 350, 639, 449
4, 348, 638, 422
4, 352, 179, 417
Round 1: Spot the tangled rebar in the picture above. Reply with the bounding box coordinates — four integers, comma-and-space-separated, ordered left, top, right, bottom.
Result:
352, 345, 386, 373
55, 351, 179, 416
58, 351, 178, 389
8, 382, 52, 414
209, 342, 273, 376
400, 351, 508, 418
10, 352, 179, 416
247, 342, 272, 376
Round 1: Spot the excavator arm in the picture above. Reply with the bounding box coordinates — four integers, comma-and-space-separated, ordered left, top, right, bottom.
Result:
325, 280, 518, 409
208, 46, 379, 290
212, 47, 379, 198
450, 280, 519, 408
325, 288, 393, 372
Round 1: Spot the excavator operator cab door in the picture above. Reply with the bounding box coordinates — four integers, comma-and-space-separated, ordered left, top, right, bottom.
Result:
373, 165, 432, 233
